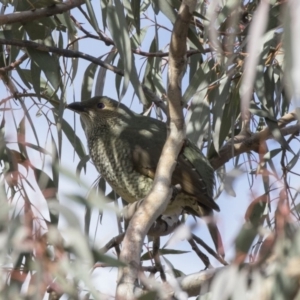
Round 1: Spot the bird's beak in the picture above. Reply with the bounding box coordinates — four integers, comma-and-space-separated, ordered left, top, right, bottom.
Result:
66, 102, 87, 113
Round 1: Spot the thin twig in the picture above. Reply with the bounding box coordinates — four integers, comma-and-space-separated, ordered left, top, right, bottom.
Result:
153, 237, 166, 282
188, 238, 210, 269
0, 0, 85, 25
0, 39, 124, 76
210, 110, 300, 170
0, 53, 29, 73
99, 233, 125, 254
192, 234, 228, 266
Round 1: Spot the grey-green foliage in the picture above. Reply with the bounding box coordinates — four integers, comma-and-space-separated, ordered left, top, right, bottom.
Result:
0, 0, 299, 298
206, 222, 300, 300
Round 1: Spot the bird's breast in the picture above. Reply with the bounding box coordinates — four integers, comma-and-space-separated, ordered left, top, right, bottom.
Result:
88, 136, 153, 203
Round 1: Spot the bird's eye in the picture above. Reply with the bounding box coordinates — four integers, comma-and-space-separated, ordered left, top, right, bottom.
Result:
97, 102, 105, 109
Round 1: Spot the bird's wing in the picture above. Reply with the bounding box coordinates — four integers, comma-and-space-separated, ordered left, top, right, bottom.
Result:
122, 117, 219, 211
173, 142, 219, 212
131, 143, 157, 178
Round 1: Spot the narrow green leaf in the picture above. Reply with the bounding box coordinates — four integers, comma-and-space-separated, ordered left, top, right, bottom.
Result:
130, 0, 141, 35
100, 0, 109, 28
171, 268, 185, 278
92, 250, 125, 267
107, 1, 146, 103
141, 249, 190, 261
236, 195, 268, 254
162, 255, 185, 277
34, 167, 59, 225
76, 154, 90, 177
130, 26, 148, 48
143, 37, 159, 95
263, 148, 281, 160
115, 57, 123, 99
39, 77, 60, 108
33, 167, 57, 199
219, 83, 240, 148
256, 67, 292, 152
183, 62, 210, 104
51, 135, 59, 189
106, 190, 119, 202
249, 103, 277, 121
69, 31, 79, 83
23, 143, 51, 155
98, 176, 106, 194
85, 203, 91, 236
27, 48, 60, 91
189, 52, 202, 83
187, 98, 210, 146
48, 201, 81, 230
235, 225, 257, 255
264, 148, 281, 175
212, 77, 231, 152
152, 0, 176, 23
66, 192, 117, 212
193, 11, 208, 21
10, 24, 24, 61
23, 20, 48, 40
107, 2, 130, 98
19, 100, 40, 147
245, 195, 268, 227
283, 2, 300, 105
95, 50, 117, 96
84, 0, 100, 32
140, 0, 151, 12
16, 68, 32, 90
286, 149, 300, 171
81, 61, 98, 101
62, 118, 86, 159
17, 117, 28, 160
188, 28, 204, 52
56, 12, 77, 34
30, 59, 41, 97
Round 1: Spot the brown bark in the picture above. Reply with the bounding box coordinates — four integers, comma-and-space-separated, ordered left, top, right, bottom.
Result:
210, 110, 300, 170
0, 0, 85, 25
116, 1, 196, 299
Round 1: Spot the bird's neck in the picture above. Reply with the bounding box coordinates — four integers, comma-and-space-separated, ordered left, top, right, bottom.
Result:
85, 117, 124, 142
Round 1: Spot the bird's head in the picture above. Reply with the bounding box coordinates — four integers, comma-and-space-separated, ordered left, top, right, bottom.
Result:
66, 96, 134, 135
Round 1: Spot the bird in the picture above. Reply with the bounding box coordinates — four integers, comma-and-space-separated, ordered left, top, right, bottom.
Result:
67, 96, 222, 253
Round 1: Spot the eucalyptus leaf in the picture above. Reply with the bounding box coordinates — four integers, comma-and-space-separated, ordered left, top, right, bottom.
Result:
141, 249, 190, 261
27, 48, 60, 91
62, 118, 86, 159
81, 61, 98, 101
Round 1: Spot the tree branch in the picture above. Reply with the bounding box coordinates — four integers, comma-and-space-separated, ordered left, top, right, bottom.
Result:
210, 110, 300, 170
188, 238, 210, 269
99, 233, 125, 254
0, 53, 29, 73
153, 237, 166, 282
137, 267, 225, 298
116, 1, 196, 299
70, 14, 212, 58
0, 0, 85, 25
122, 200, 181, 237
176, 268, 219, 297
0, 39, 123, 76
142, 85, 167, 115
